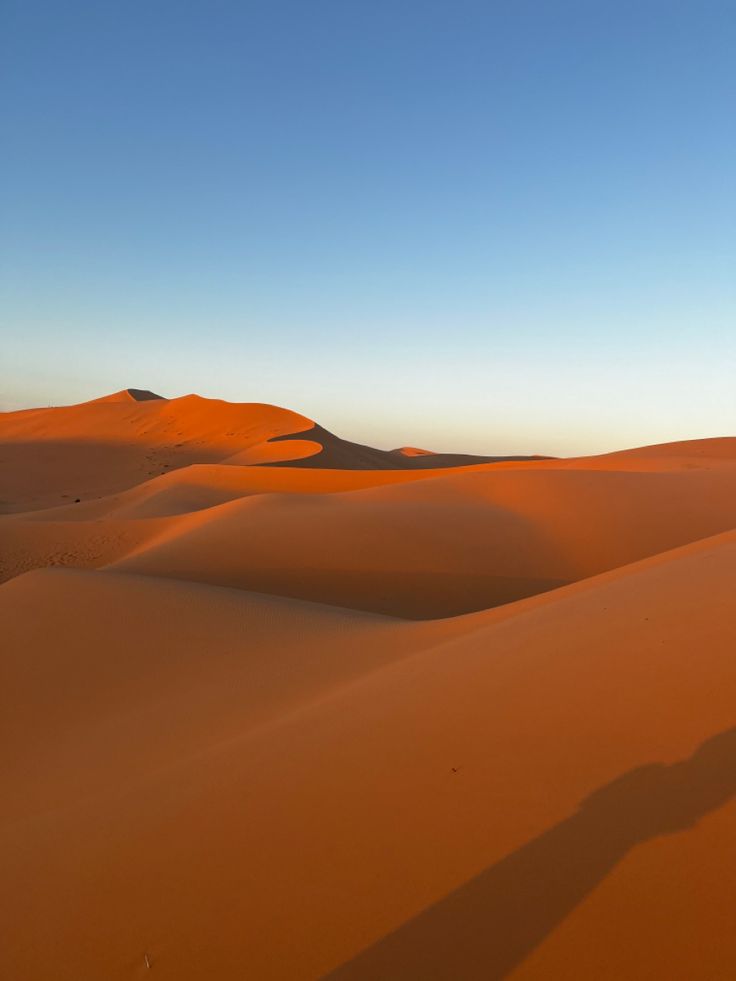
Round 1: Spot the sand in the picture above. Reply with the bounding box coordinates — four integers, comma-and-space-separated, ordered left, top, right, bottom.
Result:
0, 390, 542, 515
1, 391, 735, 979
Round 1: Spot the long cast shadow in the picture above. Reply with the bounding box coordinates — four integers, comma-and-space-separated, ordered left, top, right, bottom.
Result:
325, 727, 736, 980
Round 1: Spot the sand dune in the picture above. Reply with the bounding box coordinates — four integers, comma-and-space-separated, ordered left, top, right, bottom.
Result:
2, 531, 736, 979
0, 393, 317, 512
1, 390, 735, 979
0, 568, 423, 826
5, 449, 735, 613
106, 464, 736, 616
0, 391, 540, 513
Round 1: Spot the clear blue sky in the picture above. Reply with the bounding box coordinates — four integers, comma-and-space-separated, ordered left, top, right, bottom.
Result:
2, 0, 734, 454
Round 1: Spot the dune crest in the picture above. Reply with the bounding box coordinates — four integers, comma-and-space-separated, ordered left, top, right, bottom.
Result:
88, 387, 166, 403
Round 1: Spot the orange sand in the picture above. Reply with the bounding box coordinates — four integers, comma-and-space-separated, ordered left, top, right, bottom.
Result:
1, 391, 735, 979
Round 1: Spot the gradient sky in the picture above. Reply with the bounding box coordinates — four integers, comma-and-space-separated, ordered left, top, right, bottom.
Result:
2, 0, 735, 455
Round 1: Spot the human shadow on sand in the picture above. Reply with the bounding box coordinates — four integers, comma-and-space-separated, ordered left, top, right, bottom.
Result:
325, 727, 736, 980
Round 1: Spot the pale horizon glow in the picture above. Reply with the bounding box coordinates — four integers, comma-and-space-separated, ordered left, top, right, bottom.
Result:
2, 1, 735, 457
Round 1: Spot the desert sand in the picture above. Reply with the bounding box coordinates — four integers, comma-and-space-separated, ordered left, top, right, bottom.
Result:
1, 390, 735, 979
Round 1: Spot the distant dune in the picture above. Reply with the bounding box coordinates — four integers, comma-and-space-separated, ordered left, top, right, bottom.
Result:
1, 390, 735, 979
392, 445, 437, 456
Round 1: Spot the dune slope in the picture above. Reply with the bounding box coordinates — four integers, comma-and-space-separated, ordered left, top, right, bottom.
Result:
107, 463, 736, 616
2, 531, 736, 979
2, 391, 735, 979
5, 432, 736, 612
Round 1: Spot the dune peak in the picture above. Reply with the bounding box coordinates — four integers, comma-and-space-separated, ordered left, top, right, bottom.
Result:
87, 388, 166, 404
121, 388, 165, 402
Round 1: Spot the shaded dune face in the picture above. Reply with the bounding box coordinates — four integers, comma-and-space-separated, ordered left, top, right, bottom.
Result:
2, 390, 736, 980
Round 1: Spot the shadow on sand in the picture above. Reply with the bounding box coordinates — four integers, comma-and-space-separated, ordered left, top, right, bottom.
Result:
325, 727, 736, 980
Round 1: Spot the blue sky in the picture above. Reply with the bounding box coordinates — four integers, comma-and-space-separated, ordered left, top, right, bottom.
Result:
2, 0, 734, 454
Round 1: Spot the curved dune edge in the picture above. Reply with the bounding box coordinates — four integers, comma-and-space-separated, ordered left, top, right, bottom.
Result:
2, 529, 736, 978
221, 437, 323, 465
